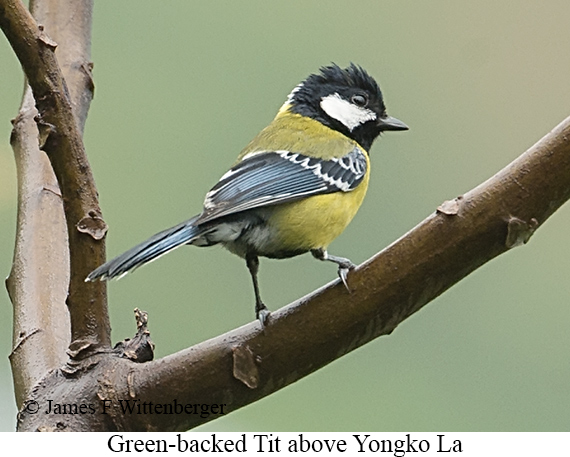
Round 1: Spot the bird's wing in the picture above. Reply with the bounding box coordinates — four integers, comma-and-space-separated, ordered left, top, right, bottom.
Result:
196, 147, 368, 224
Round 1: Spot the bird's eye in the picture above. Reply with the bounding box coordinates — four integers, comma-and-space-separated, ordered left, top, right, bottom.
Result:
351, 94, 368, 107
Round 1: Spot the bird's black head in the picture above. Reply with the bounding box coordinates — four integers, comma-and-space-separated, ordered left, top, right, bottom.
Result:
286, 63, 408, 151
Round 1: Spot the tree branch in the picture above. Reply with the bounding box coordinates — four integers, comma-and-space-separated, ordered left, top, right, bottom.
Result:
16, 114, 570, 431
3, 0, 568, 434
0, 0, 110, 375
130, 115, 570, 431
6, 87, 71, 408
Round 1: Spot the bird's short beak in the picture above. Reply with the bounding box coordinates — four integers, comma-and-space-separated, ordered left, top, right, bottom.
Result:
377, 115, 409, 131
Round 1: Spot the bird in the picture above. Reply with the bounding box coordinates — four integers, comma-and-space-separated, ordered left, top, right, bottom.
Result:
86, 63, 408, 325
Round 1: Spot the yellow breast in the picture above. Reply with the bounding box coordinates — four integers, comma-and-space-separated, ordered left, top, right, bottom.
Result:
267, 164, 370, 252
236, 107, 372, 256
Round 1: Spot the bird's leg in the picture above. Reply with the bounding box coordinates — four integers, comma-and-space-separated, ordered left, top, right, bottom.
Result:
311, 248, 356, 291
246, 253, 270, 325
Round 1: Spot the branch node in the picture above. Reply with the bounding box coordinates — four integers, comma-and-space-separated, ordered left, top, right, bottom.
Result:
76, 212, 108, 240
61, 357, 101, 377
505, 216, 539, 249
9, 328, 42, 360
80, 62, 95, 93
437, 195, 463, 215
113, 309, 155, 363
62, 340, 104, 375
42, 184, 62, 198
37, 25, 57, 50
232, 344, 260, 389
67, 339, 94, 358
34, 113, 56, 149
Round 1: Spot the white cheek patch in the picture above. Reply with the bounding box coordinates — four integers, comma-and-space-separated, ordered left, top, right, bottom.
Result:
320, 93, 377, 131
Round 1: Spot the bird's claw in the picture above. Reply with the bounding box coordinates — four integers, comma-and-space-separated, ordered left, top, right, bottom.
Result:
256, 305, 270, 327
338, 261, 356, 292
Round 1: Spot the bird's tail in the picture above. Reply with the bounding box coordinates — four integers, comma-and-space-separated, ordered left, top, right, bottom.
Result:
86, 216, 203, 281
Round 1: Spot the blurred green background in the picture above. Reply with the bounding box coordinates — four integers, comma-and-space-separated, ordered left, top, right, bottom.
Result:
1, 1, 569, 431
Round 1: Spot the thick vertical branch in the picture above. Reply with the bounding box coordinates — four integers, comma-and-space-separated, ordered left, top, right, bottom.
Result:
2, 0, 109, 406
7, 87, 70, 408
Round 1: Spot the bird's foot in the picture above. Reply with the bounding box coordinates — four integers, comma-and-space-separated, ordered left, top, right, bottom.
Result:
311, 248, 356, 292
256, 303, 270, 327
337, 260, 356, 292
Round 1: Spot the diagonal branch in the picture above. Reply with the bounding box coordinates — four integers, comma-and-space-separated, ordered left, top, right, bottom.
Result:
18, 114, 569, 432
3, 0, 568, 433
0, 0, 110, 376
129, 114, 570, 431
